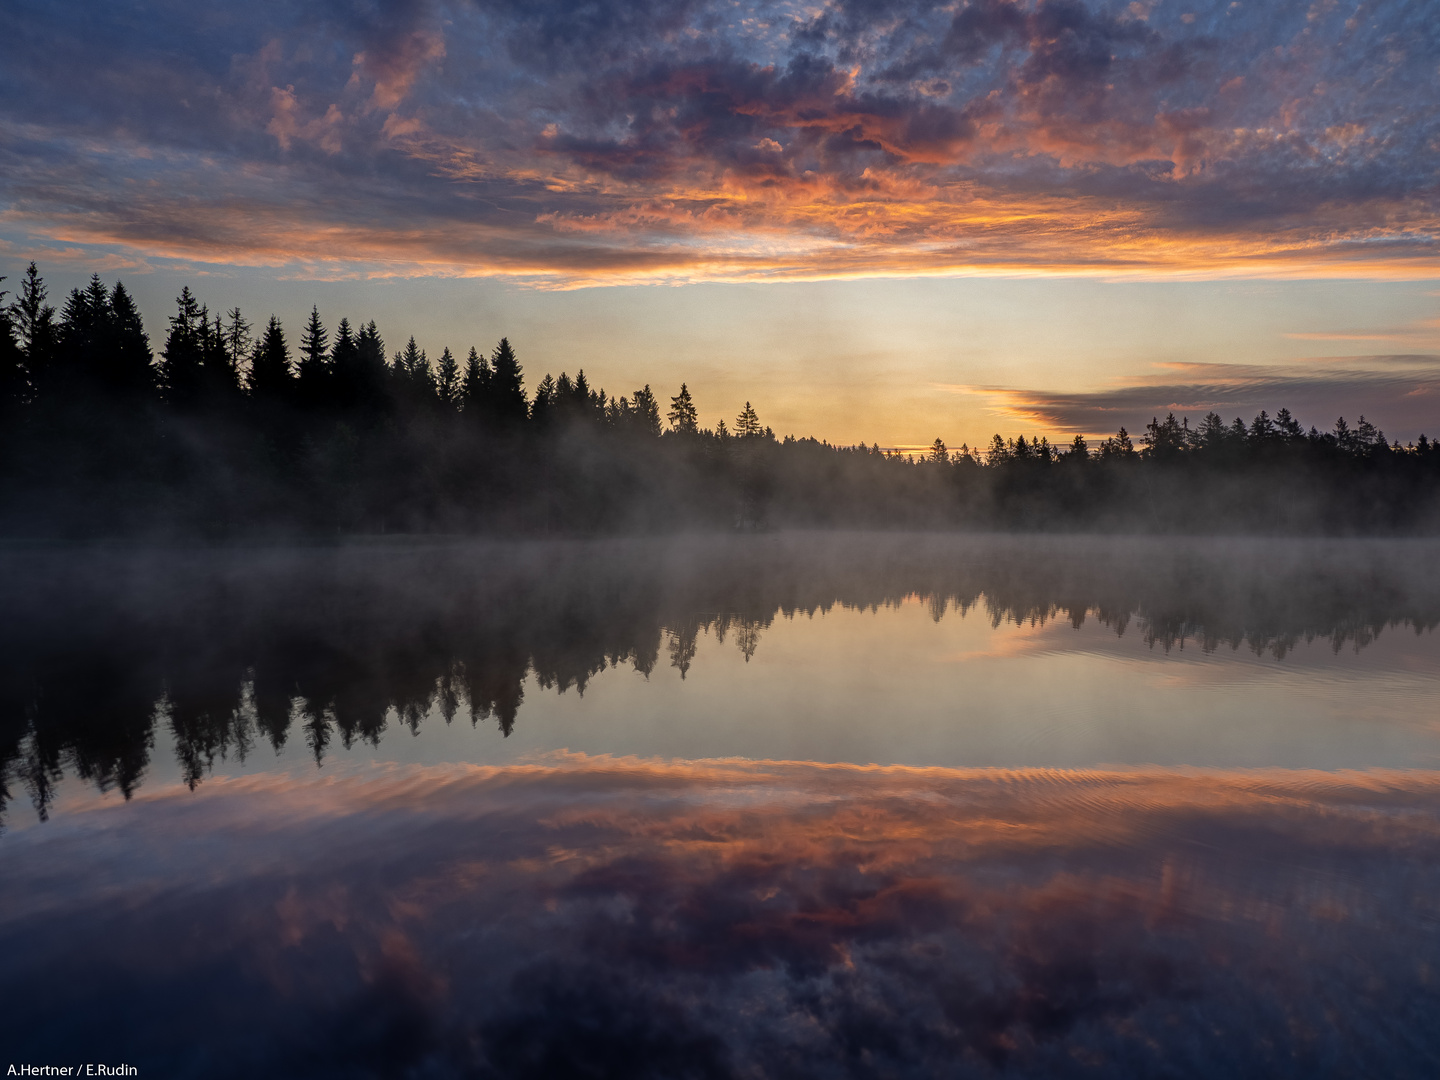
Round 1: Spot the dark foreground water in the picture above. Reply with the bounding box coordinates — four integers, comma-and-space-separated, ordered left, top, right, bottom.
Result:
2, 535, 1439, 1078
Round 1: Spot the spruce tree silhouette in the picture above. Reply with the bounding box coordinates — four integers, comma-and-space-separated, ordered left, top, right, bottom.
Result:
529, 373, 556, 425
222, 307, 252, 381
55, 275, 113, 394
248, 316, 293, 401
630, 385, 661, 436
435, 347, 460, 408
352, 321, 390, 413
109, 283, 154, 396
296, 306, 330, 409
460, 346, 489, 421
159, 287, 207, 406
668, 383, 698, 434
394, 336, 434, 410
0, 278, 25, 412
488, 337, 527, 424
14, 263, 57, 386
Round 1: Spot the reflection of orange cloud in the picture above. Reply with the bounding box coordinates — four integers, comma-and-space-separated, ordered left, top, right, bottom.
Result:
21, 753, 1440, 1072
55, 753, 1440, 851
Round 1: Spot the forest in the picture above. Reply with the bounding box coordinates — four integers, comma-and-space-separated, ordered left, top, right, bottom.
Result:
4, 263, 1440, 536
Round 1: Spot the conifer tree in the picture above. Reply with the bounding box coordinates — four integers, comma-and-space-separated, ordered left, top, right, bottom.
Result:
394, 336, 434, 406
248, 315, 293, 399
1249, 409, 1276, 444
1274, 407, 1303, 441
1142, 413, 1185, 460
109, 283, 154, 396
572, 370, 594, 420
488, 337, 527, 423
630, 385, 661, 436
668, 383, 698, 433
296, 306, 330, 406
327, 317, 360, 409
199, 308, 238, 398
735, 401, 762, 438
353, 321, 389, 411
435, 347, 459, 408
460, 346, 489, 417
1196, 412, 1228, 453
1099, 426, 1135, 459
13, 263, 57, 388
160, 287, 206, 405
930, 438, 948, 463
223, 308, 253, 377
0, 277, 25, 410
56, 274, 115, 393
13, 263, 54, 356
530, 373, 556, 424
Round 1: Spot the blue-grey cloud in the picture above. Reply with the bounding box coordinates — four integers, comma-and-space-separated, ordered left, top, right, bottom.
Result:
971, 356, 1440, 440
1, 0, 1437, 279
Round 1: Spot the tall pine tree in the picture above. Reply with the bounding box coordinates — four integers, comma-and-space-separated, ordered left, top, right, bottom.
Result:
297, 306, 330, 409
460, 346, 489, 419
435, 347, 459, 408
248, 315, 293, 400
668, 383, 698, 434
0, 276, 25, 411
14, 263, 57, 394
159, 287, 206, 405
488, 338, 527, 424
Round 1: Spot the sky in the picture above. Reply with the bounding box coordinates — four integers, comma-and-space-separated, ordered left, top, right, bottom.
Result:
2, 0, 1439, 446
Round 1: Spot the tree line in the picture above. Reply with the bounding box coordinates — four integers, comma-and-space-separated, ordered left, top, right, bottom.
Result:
3, 263, 1440, 535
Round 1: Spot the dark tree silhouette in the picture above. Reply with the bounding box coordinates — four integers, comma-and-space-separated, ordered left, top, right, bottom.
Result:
488, 337, 527, 424
668, 383, 699, 434
436, 347, 459, 408
296, 306, 330, 408
460, 346, 489, 420
0, 278, 24, 412
4, 261, 1440, 540
248, 315, 293, 400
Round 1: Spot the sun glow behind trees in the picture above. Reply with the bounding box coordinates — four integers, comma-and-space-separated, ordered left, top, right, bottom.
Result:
3, 264, 1440, 536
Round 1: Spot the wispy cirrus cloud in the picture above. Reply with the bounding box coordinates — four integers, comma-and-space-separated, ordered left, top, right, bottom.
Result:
1, 0, 1438, 282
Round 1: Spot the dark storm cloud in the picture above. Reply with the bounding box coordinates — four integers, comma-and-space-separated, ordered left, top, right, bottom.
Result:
1, 0, 1437, 279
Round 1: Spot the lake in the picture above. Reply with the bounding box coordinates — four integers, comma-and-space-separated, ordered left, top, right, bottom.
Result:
2, 534, 1438, 1077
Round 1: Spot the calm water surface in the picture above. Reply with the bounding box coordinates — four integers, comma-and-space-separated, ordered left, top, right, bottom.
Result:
2, 535, 1438, 1077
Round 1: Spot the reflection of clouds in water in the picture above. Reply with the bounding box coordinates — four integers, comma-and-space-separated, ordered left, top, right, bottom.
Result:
3, 756, 1438, 1076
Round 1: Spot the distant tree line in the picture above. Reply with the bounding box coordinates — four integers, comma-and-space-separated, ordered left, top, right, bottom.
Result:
3, 263, 1440, 535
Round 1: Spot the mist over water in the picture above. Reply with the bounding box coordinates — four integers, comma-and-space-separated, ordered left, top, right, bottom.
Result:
3, 534, 1439, 1076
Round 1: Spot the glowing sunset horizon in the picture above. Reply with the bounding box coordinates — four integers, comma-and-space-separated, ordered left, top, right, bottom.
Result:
4, 0, 1439, 447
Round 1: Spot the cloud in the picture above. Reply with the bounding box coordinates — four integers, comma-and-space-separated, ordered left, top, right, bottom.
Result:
1, 0, 1438, 282
951, 355, 1440, 439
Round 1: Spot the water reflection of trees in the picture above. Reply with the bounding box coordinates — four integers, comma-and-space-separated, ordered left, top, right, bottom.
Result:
3, 535, 1438, 823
